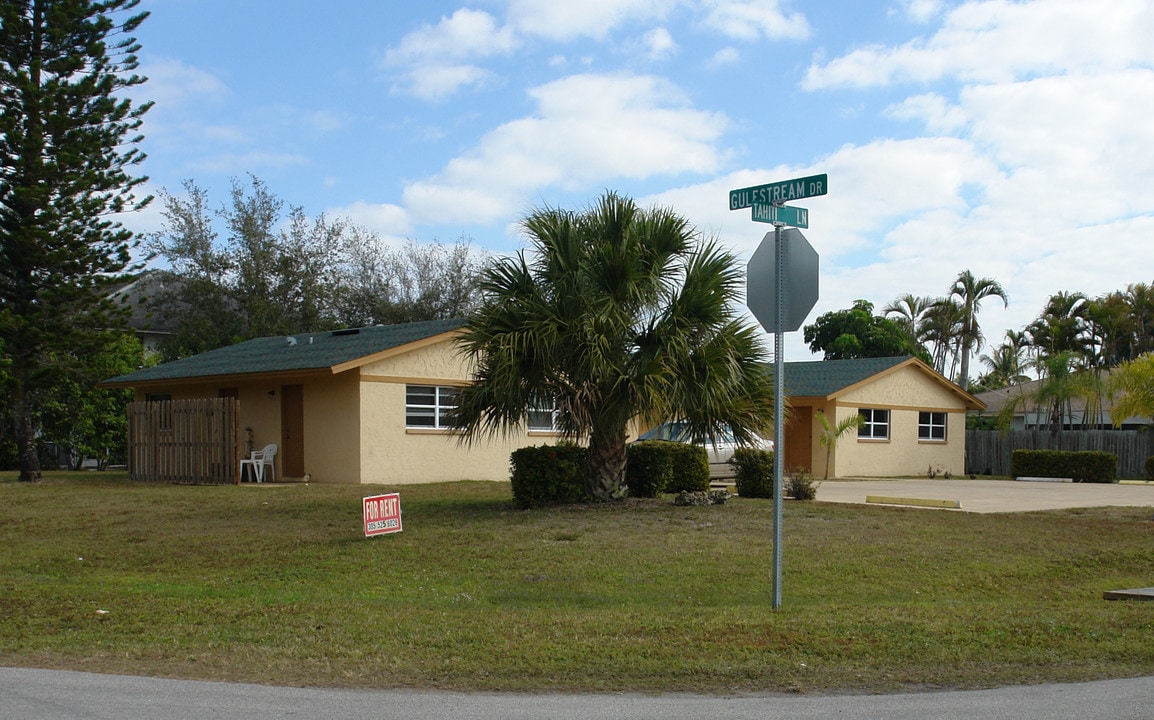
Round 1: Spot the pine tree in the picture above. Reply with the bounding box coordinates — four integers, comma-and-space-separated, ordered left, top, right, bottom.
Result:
0, 0, 151, 480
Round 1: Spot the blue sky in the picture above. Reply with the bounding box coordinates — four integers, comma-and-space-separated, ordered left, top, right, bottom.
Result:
125, 0, 1154, 365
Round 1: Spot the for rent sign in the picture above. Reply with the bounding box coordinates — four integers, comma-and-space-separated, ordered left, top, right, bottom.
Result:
363, 493, 403, 537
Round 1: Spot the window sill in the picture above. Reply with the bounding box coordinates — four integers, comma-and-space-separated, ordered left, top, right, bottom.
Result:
528, 430, 563, 437
405, 428, 461, 435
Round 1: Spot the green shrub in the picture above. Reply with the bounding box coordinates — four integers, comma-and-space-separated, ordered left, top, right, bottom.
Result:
1146, 456, 1154, 481
625, 441, 673, 498
786, 467, 819, 501
731, 447, 774, 498
665, 442, 710, 493
1010, 449, 1118, 484
509, 444, 590, 508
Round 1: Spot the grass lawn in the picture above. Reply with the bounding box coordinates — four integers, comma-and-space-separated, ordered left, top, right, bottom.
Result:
2, 471, 1154, 694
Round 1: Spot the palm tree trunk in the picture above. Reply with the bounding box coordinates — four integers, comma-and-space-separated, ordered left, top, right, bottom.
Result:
587, 423, 627, 500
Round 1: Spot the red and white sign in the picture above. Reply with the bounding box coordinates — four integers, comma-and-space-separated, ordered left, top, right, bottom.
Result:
363, 493, 403, 536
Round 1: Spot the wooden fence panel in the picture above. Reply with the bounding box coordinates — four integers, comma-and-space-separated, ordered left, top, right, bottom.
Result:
966, 429, 1153, 479
127, 398, 239, 484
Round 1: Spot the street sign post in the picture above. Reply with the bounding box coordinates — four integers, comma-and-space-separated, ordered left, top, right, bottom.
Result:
746, 228, 819, 333
730, 172, 826, 611
751, 203, 808, 228
729, 173, 827, 210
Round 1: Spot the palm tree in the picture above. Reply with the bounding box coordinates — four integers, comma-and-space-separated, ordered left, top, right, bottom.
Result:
921, 297, 963, 377
950, 270, 1008, 390
817, 410, 864, 480
453, 191, 776, 500
1027, 291, 1091, 360
883, 293, 934, 348
975, 333, 1030, 390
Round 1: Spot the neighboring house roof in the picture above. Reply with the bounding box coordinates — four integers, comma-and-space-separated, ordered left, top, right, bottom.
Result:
108, 269, 182, 337
785, 355, 986, 410
102, 318, 467, 387
972, 374, 1150, 426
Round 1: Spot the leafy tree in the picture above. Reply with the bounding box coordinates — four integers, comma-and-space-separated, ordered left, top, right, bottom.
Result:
334, 235, 485, 327
454, 191, 776, 500
0, 0, 151, 480
148, 179, 485, 360
804, 299, 930, 362
950, 270, 1008, 390
1108, 353, 1154, 426
37, 333, 150, 469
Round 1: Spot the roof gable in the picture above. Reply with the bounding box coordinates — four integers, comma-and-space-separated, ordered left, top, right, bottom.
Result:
103, 318, 466, 387
784, 355, 985, 410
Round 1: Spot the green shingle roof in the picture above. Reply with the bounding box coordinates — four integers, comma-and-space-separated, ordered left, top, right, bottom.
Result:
103, 318, 466, 386
783, 356, 913, 397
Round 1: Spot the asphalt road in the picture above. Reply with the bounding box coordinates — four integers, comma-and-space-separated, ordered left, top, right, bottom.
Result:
4, 668, 1154, 720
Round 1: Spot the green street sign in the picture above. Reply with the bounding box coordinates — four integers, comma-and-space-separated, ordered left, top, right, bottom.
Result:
751, 203, 809, 228
729, 173, 828, 210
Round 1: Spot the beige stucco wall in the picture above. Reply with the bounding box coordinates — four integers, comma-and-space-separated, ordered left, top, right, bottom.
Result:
357, 337, 561, 485
817, 365, 969, 478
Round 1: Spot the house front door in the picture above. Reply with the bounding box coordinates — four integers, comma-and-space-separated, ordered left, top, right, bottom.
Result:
280, 384, 305, 477
784, 405, 814, 475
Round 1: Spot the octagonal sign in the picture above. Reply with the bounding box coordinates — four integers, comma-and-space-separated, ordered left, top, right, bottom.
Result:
746, 229, 819, 333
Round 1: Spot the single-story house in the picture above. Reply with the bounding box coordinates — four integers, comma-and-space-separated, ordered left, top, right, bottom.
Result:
781, 356, 985, 479
971, 377, 1150, 431
104, 321, 981, 484
102, 318, 566, 484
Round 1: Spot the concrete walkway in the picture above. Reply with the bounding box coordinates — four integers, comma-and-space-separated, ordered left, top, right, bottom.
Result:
816, 478, 1154, 513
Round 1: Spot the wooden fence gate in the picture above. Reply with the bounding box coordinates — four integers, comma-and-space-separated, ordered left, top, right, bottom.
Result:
966, 429, 1154, 479
127, 398, 240, 484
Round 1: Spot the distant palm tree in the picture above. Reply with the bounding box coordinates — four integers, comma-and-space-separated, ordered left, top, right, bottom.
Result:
950, 270, 1008, 390
921, 297, 963, 378
883, 293, 935, 347
975, 335, 1030, 390
1027, 291, 1091, 360
453, 191, 776, 500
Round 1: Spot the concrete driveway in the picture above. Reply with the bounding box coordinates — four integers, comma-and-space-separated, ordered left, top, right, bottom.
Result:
815, 478, 1154, 513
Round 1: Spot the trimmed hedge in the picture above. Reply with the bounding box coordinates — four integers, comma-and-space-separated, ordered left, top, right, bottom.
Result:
665, 442, 710, 493
1010, 449, 1119, 484
625, 441, 673, 498
731, 447, 775, 498
509, 444, 590, 508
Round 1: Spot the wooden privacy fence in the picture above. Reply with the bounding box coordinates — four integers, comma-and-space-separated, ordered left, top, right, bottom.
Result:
966, 429, 1154, 479
127, 398, 240, 484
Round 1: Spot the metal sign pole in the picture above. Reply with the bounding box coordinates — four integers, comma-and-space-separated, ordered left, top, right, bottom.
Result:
772, 222, 785, 610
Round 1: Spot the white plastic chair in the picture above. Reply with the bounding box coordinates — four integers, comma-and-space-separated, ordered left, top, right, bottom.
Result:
240, 443, 277, 483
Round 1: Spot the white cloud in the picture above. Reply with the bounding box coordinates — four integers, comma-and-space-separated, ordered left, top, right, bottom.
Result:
402, 73, 729, 224
384, 9, 517, 98
895, 0, 944, 23
701, 0, 810, 41
506, 0, 673, 41
884, 93, 968, 133
139, 58, 229, 109
643, 27, 678, 60
804, 0, 1154, 89
328, 201, 414, 245
709, 47, 741, 66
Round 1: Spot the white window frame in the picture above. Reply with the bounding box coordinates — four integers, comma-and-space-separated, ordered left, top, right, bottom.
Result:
857, 408, 890, 440
527, 398, 561, 433
405, 385, 461, 429
918, 411, 947, 441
